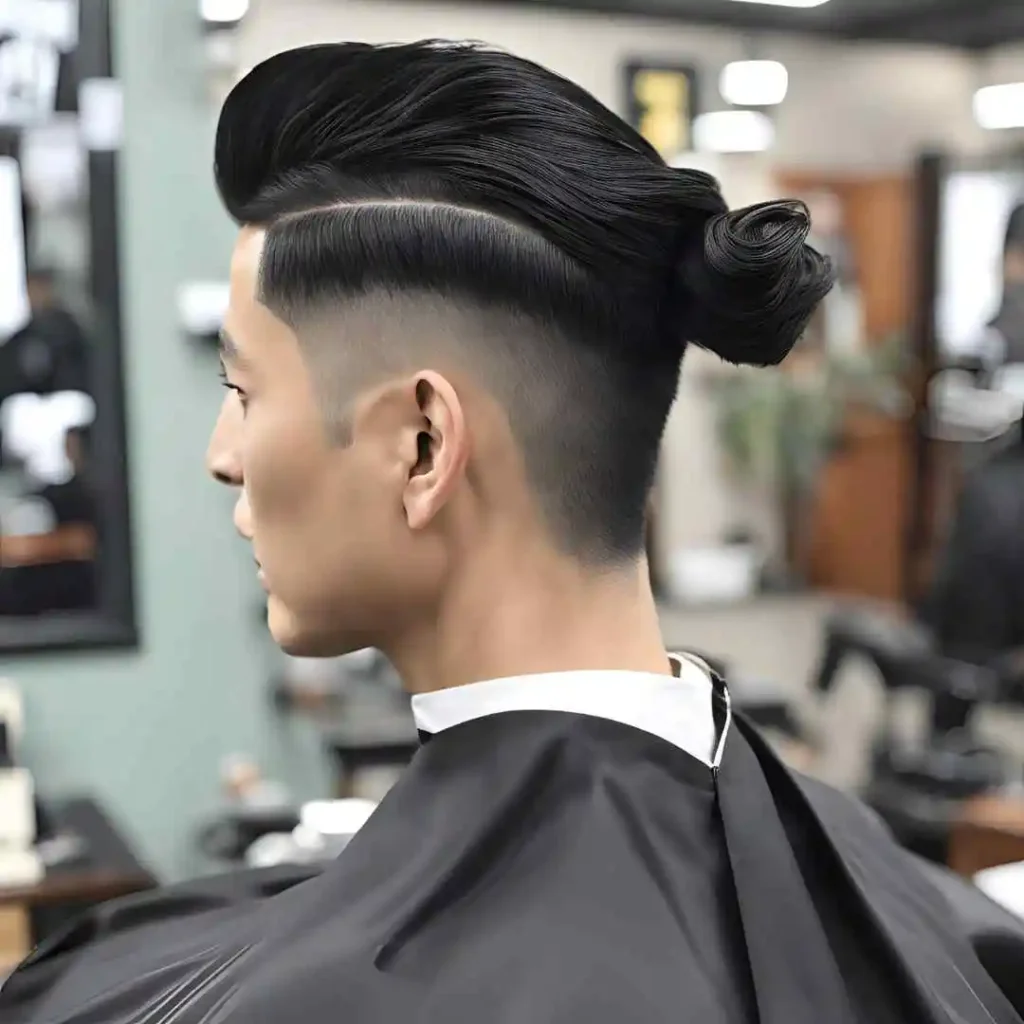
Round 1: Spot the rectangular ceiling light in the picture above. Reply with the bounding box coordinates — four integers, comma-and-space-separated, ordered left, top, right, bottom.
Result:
725, 0, 832, 7
200, 0, 250, 23
974, 83, 1024, 130
720, 60, 789, 106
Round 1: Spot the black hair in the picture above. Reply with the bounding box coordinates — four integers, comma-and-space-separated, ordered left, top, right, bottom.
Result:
214, 41, 832, 562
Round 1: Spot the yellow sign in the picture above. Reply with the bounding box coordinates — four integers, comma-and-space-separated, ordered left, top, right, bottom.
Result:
624, 63, 696, 160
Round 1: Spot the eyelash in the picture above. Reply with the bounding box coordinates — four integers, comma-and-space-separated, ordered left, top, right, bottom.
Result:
218, 366, 248, 407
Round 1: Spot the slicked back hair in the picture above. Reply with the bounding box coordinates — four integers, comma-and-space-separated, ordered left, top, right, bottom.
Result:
215, 41, 832, 563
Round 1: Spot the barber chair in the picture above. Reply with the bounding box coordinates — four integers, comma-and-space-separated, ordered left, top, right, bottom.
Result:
197, 806, 302, 865
198, 799, 378, 869
813, 606, 1011, 863
811, 367, 1024, 861
682, 648, 816, 768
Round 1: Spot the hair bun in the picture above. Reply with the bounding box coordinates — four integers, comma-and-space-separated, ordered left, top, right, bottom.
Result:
677, 199, 834, 367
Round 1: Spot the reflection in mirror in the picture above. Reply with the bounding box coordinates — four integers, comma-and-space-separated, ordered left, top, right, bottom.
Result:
931, 156, 1024, 451
937, 165, 1024, 369
0, 0, 134, 651
906, 151, 1024, 610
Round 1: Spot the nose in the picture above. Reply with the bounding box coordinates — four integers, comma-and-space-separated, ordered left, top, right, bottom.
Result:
206, 394, 243, 487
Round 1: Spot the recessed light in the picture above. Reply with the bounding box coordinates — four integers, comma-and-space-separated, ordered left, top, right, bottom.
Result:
720, 60, 789, 107
199, 0, 250, 25
726, 0, 831, 7
973, 83, 1024, 130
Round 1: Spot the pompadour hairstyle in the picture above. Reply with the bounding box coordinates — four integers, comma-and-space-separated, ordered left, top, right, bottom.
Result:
214, 40, 833, 562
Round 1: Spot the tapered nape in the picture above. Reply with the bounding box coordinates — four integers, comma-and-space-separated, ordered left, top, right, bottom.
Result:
214, 41, 833, 562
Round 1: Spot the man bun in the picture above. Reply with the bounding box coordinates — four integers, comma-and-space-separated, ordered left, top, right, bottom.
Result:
676, 199, 834, 367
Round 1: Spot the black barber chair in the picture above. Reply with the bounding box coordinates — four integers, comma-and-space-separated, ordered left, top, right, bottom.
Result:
812, 399, 1024, 860
197, 807, 302, 865
813, 606, 1009, 863
685, 648, 814, 752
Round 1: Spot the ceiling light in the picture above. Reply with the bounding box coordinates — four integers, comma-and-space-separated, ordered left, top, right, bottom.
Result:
725, 0, 831, 7
199, 0, 249, 25
720, 60, 789, 107
973, 83, 1024, 130
693, 109, 774, 154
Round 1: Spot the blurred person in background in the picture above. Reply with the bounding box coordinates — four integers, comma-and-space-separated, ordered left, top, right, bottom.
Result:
923, 414, 1024, 729
976, 203, 1024, 375
0, 268, 90, 404
5, 40, 1024, 1024
921, 203, 1024, 730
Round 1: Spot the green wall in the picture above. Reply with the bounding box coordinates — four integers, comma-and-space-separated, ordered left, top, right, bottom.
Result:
6, 0, 328, 882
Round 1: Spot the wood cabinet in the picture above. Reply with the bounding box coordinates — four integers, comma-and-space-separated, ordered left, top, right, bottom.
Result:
949, 795, 1024, 878
807, 412, 911, 601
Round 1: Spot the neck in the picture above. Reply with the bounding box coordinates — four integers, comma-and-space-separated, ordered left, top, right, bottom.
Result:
385, 546, 670, 694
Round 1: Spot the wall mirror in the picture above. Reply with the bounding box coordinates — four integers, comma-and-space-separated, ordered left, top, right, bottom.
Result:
905, 148, 1024, 599
0, 0, 135, 653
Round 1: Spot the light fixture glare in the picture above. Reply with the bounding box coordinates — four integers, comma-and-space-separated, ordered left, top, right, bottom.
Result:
720, 60, 789, 107
693, 110, 775, 154
974, 83, 1024, 130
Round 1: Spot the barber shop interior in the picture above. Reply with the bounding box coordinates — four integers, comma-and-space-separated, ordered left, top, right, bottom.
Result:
5, 0, 1024, 1016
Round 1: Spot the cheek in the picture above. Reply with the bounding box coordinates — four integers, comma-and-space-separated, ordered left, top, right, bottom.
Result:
242, 409, 327, 537
241, 402, 410, 601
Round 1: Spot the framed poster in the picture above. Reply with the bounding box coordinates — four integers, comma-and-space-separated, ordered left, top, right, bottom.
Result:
622, 60, 698, 161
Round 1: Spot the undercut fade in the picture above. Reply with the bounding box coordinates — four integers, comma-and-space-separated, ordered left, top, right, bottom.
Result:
214, 41, 832, 563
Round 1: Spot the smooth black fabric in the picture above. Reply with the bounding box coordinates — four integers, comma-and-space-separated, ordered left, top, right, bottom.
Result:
3, 712, 1024, 1024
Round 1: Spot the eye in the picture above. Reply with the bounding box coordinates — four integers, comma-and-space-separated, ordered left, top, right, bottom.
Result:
218, 365, 249, 412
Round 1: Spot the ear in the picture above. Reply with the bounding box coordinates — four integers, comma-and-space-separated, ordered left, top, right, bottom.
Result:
401, 370, 469, 531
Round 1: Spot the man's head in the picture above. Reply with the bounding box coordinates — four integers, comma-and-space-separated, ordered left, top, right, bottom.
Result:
1004, 203, 1024, 284
25, 268, 57, 312
206, 41, 831, 659
64, 423, 90, 475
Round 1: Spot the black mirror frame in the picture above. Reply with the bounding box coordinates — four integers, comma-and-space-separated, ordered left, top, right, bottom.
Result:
0, 0, 137, 656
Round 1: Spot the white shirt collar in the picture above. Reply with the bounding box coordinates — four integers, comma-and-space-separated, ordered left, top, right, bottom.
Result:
411, 654, 724, 768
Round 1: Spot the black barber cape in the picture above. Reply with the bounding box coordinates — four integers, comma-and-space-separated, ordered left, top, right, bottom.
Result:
4, 701, 1024, 1024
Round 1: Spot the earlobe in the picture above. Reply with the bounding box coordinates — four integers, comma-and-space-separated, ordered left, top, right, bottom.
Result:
402, 371, 467, 531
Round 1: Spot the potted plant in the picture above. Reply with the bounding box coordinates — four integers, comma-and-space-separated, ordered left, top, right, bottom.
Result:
705, 335, 909, 588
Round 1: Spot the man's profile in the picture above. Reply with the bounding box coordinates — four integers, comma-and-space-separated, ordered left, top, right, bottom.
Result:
3, 40, 1024, 1024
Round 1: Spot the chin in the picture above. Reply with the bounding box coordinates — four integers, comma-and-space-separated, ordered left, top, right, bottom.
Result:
267, 594, 369, 659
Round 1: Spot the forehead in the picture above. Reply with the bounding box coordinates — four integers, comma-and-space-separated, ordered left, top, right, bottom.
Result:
224, 227, 294, 361
227, 226, 265, 313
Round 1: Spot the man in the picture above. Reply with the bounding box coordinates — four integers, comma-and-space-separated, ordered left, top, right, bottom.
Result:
3, 40, 1023, 1024
0, 269, 91, 404
983, 203, 1024, 370
923, 417, 1024, 730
